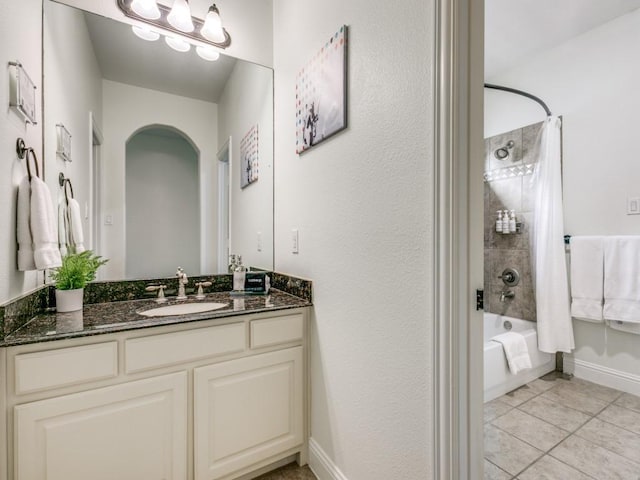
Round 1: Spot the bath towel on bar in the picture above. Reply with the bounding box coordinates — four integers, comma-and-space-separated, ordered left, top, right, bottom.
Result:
66, 198, 85, 253
17, 176, 62, 270
491, 332, 532, 375
570, 236, 604, 323
603, 236, 640, 323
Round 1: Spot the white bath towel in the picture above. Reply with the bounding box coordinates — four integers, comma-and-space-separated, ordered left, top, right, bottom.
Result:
18, 176, 62, 270
603, 236, 640, 323
17, 176, 36, 271
58, 200, 69, 257
570, 236, 604, 323
67, 198, 85, 253
491, 332, 532, 375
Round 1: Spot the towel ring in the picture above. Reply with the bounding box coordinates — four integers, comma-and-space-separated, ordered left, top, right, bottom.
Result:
17, 138, 40, 180
58, 172, 74, 203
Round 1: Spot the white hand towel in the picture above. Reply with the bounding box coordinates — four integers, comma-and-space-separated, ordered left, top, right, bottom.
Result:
603, 236, 640, 323
570, 236, 604, 322
29, 176, 62, 270
67, 198, 85, 253
491, 332, 532, 375
58, 200, 69, 257
17, 176, 36, 271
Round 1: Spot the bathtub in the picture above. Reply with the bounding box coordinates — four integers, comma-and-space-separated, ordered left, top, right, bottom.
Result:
484, 313, 556, 402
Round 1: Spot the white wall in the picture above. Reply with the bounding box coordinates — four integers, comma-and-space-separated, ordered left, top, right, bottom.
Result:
43, 0, 103, 253
217, 60, 273, 270
53, 0, 274, 67
101, 80, 218, 279
273, 1, 434, 479
485, 10, 640, 376
0, 0, 43, 303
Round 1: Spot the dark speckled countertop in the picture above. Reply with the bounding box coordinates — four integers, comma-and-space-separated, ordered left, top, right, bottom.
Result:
1, 289, 311, 347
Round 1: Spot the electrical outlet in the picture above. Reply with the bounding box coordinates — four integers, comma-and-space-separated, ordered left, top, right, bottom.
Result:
105, 214, 113, 225
292, 228, 299, 254
628, 197, 640, 215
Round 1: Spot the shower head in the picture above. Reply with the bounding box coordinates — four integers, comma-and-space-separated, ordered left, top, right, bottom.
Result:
494, 140, 515, 160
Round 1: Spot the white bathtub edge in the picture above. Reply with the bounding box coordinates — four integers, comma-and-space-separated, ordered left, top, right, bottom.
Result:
564, 356, 640, 397
484, 359, 556, 402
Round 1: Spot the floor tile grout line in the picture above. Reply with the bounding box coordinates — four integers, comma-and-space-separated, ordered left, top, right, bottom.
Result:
485, 457, 512, 479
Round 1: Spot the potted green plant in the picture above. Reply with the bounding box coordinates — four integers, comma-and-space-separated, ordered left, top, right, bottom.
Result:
50, 251, 108, 312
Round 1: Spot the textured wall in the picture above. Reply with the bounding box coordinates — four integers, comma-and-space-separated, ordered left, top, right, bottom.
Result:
0, 0, 43, 303
273, 1, 434, 478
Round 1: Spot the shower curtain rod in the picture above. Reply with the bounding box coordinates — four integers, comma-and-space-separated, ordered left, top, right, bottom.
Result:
484, 83, 552, 117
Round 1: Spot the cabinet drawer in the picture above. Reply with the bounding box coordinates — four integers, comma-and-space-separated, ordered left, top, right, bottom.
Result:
250, 313, 304, 349
126, 323, 245, 373
15, 342, 118, 395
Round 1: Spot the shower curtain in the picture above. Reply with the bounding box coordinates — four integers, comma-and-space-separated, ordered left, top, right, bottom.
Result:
530, 116, 575, 353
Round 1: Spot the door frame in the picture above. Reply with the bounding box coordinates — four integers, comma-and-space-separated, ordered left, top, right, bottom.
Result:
432, 0, 484, 478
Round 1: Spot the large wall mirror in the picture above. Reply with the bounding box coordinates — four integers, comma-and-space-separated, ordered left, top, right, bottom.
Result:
43, 0, 274, 281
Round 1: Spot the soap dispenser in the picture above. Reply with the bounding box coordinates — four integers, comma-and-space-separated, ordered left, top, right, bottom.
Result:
496, 211, 503, 233
502, 210, 511, 234
509, 210, 517, 233
233, 255, 246, 292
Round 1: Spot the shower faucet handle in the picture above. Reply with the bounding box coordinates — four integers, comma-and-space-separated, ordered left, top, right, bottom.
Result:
498, 268, 520, 287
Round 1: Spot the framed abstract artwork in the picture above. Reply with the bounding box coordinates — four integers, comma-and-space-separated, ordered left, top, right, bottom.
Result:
296, 25, 348, 154
240, 124, 259, 188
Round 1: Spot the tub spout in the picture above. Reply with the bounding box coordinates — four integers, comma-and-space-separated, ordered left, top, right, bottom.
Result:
500, 290, 515, 302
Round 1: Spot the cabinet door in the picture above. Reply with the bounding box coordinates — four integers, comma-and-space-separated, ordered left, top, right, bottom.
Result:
194, 347, 303, 480
15, 372, 187, 480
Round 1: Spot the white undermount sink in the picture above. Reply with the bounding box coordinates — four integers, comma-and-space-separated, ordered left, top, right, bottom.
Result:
138, 302, 228, 317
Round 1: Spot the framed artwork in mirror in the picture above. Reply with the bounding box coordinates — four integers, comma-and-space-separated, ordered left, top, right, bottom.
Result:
296, 25, 348, 154
56, 123, 72, 162
241, 124, 259, 188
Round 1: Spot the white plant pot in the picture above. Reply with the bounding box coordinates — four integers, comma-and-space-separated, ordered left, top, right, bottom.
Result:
55, 288, 84, 313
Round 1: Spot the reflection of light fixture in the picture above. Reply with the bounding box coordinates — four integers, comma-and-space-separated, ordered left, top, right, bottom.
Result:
167, 0, 195, 33
196, 46, 220, 61
132, 25, 160, 41
165, 35, 191, 52
130, 0, 160, 19
201, 4, 225, 43
117, 0, 231, 49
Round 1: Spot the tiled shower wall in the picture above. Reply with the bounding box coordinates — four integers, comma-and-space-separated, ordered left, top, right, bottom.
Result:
484, 121, 546, 321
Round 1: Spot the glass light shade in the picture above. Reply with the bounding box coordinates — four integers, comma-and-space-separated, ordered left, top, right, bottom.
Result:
201, 5, 225, 43
165, 35, 191, 52
167, 0, 195, 33
132, 25, 160, 41
130, 0, 161, 20
196, 46, 220, 61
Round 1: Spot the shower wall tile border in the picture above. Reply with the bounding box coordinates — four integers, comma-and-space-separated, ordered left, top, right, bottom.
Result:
484, 163, 535, 182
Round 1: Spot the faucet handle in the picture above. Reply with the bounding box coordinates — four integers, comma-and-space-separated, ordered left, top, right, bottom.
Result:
195, 281, 212, 300
146, 284, 168, 303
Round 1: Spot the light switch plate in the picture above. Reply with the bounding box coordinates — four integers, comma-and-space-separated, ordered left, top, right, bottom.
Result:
292, 228, 299, 254
257, 231, 262, 252
628, 197, 640, 215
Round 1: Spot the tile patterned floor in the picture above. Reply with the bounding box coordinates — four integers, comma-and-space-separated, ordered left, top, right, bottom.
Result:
253, 462, 317, 480
484, 372, 640, 479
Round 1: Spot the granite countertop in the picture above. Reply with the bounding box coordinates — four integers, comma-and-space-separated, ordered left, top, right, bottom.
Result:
1, 289, 311, 347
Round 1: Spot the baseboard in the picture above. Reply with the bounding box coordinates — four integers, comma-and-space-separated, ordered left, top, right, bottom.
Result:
564, 356, 640, 396
308, 438, 349, 480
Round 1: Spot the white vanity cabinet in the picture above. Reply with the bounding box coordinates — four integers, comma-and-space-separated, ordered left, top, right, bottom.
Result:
3, 308, 308, 480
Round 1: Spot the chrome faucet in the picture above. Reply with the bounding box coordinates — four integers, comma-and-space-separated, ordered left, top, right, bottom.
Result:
500, 290, 515, 303
176, 267, 188, 300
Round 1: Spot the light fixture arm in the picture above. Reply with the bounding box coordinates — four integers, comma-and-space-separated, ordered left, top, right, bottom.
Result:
116, 0, 231, 49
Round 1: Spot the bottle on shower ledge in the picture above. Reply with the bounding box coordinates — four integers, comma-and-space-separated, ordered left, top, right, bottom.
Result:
496, 210, 503, 233
502, 210, 511, 234
509, 210, 517, 233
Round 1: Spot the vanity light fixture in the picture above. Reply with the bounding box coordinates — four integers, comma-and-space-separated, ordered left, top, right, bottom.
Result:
132, 24, 160, 41
117, 0, 231, 49
167, 0, 195, 33
165, 35, 191, 52
196, 45, 220, 61
130, 0, 161, 19
200, 4, 225, 43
